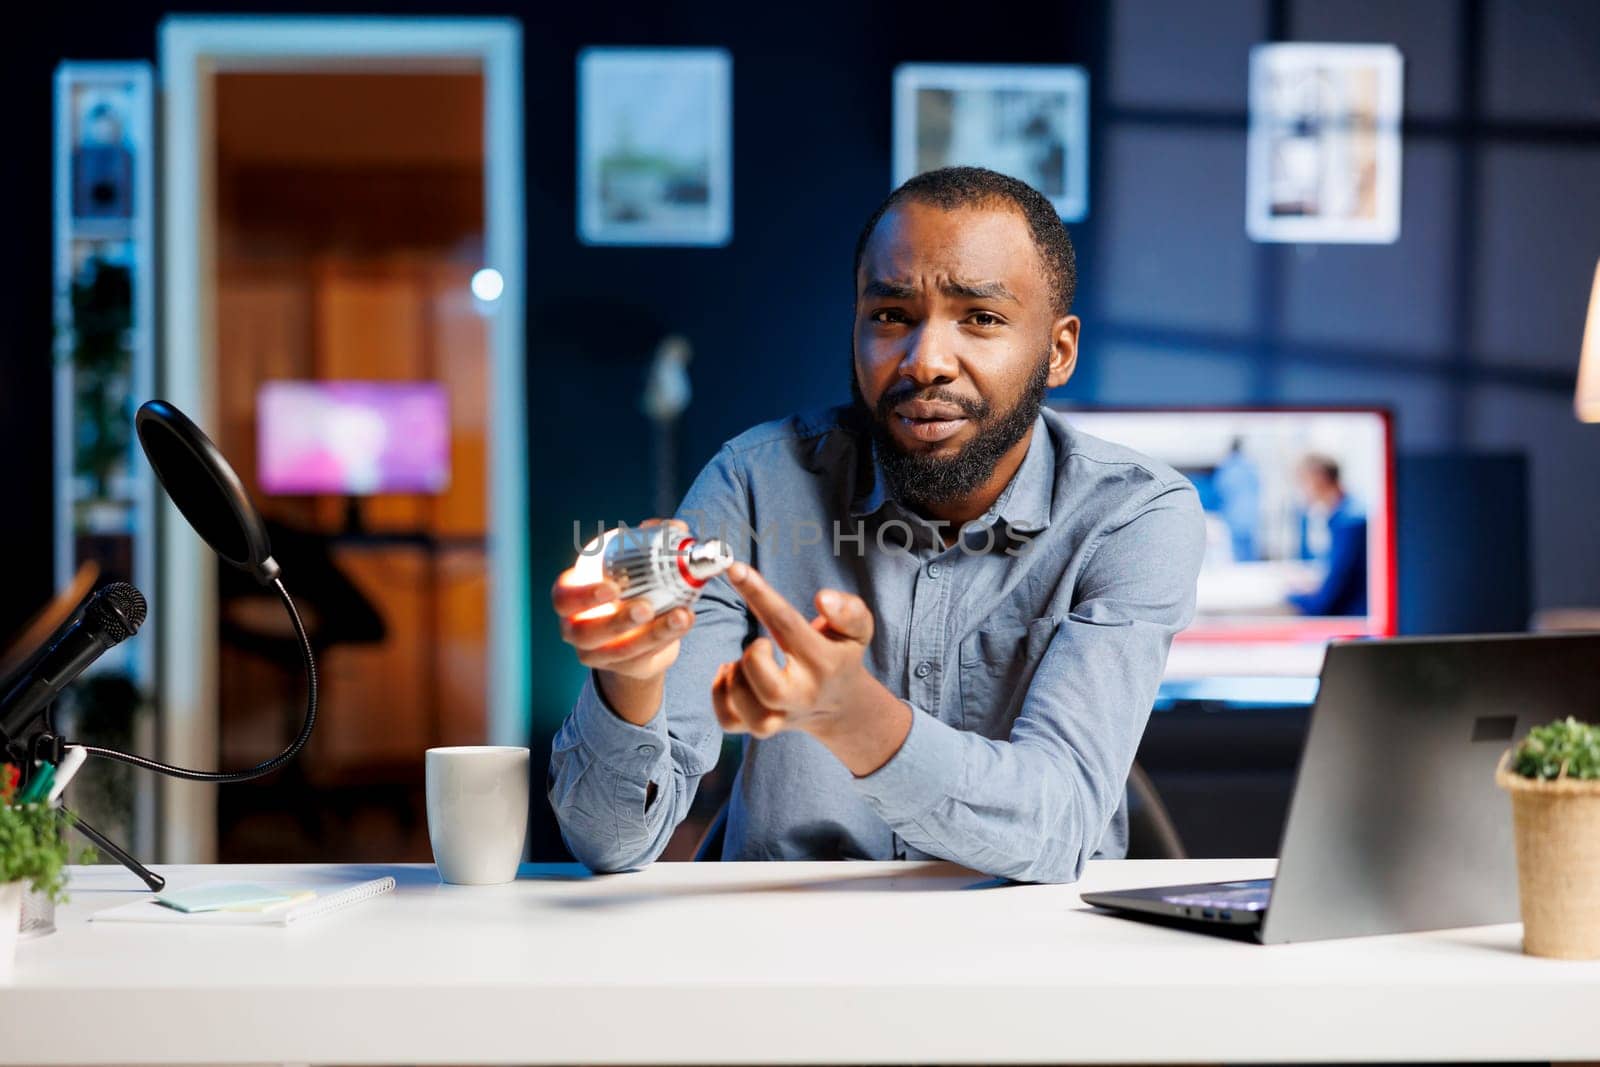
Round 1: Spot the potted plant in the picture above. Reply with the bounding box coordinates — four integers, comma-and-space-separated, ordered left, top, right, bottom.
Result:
1496, 717, 1600, 959
1, 764, 79, 979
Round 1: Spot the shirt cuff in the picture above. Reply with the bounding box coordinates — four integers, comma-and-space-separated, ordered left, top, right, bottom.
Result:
573, 672, 672, 780
852, 702, 966, 822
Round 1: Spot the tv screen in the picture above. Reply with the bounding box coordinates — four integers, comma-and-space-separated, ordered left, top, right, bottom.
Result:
257, 381, 450, 496
1057, 407, 1395, 680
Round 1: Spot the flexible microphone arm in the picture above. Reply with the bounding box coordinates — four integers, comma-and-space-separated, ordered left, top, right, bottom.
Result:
73, 578, 317, 783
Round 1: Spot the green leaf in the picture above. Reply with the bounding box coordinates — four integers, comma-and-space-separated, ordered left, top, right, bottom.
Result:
1511, 717, 1600, 781
0, 791, 91, 902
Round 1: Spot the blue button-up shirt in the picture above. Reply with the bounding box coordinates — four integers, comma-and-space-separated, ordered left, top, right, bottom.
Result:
548, 405, 1204, 883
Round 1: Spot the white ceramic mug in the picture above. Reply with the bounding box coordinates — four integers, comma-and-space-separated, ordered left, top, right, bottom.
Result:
425, 746, 530, 885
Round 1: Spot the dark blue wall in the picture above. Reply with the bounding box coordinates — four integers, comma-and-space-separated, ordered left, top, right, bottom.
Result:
1084, 0, 1600, 628
533, 0, 1600, 747
5, 0, 1599, 858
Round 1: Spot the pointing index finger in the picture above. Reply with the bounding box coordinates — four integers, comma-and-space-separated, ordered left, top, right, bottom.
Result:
728, 562, 821, 658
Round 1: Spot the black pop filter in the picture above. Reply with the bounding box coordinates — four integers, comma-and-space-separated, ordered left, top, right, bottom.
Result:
135, 399, 280, 584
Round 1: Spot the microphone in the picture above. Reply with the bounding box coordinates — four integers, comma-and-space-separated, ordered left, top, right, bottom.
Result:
0, 582, 147, 747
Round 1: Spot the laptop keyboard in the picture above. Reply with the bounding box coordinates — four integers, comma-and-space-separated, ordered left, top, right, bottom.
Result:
1161, 882, 1273, 913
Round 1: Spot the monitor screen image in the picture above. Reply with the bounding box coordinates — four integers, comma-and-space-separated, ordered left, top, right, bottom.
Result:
1057, 407, 1395, 680
257, 381, 451, 496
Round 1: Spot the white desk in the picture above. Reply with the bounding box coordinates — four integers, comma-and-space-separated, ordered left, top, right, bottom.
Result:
4, 859, 1600, 1065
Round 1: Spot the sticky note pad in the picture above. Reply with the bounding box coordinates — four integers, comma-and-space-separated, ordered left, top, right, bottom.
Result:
156, 883, 292, 913
225, 889, 316, 914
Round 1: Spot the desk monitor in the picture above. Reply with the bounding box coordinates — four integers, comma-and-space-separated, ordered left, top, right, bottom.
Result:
257, 381, 450, 496
1056, 406, 1395, 680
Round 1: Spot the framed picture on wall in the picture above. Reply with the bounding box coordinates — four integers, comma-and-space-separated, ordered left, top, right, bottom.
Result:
893, 64, 1089, 222
577, 47, 732, 247
1246, 43, 1403, 244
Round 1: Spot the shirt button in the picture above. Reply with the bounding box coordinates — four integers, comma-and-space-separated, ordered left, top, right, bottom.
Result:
636, 744, 656, 756
927, 563, 942, 579
914, 662, 932, 679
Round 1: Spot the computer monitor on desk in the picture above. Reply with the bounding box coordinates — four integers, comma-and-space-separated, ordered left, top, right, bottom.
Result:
1057, 406, 1395, 692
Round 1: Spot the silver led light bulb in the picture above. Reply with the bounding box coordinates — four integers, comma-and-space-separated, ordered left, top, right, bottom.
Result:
575, 524, 734, 617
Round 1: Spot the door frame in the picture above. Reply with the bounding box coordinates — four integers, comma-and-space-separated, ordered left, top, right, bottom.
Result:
159, 16, 528, 861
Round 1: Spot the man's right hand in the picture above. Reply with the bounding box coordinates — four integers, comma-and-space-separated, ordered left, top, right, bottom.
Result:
551, 561, 695, 726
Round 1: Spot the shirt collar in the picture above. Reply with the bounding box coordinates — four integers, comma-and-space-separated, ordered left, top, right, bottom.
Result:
849, 415, 1054, 534
983, 415, 1053, 533
849, 439, 893, 518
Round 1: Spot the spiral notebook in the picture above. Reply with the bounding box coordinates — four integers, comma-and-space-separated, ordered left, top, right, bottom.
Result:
90, 877, 396, 927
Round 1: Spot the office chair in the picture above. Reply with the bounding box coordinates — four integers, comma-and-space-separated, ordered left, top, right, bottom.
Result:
1125, 761, 1188, 860
218, 519, 388, 849
691, 760, 1188, 862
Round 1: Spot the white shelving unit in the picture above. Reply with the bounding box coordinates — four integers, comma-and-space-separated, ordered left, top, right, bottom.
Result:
52, 62, 158, 858
52, 62, 156, 684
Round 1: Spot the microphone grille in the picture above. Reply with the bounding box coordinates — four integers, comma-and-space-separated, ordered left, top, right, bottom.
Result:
89, 582, 148, 643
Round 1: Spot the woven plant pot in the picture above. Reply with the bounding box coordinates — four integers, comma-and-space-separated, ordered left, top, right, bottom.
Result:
1496, 753, 1600, 959
20, 884, 55, 939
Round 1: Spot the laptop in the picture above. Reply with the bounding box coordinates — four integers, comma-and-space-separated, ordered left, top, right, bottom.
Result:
1082, 633, 1600, 944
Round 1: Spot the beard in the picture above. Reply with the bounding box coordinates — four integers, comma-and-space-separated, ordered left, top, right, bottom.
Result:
849, 351, 1050, 511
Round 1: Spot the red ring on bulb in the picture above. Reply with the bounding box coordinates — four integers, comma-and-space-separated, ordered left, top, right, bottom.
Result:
676, 538, 707, 588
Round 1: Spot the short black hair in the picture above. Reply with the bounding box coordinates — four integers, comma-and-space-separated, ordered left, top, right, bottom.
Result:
1302, 453, 1342, 486
853, 166, 1077, 316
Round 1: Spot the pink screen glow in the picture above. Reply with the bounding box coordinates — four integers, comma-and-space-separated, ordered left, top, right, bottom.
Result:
257, 381, 450, 495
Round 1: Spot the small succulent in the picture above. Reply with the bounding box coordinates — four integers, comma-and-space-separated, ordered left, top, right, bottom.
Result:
1511, 717, 1600, 781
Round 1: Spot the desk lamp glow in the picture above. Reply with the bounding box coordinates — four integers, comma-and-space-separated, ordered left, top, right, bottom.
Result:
1577, 258, 1600, 423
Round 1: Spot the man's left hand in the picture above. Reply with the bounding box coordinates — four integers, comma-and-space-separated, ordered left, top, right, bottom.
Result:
712, 563, 879, 740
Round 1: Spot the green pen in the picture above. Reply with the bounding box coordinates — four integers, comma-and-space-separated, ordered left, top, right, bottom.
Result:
16, 763, 57, 805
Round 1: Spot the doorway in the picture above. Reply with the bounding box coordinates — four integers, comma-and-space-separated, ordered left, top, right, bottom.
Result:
159, 18, 527, 862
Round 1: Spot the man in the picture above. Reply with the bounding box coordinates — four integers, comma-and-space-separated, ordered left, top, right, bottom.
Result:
1288, 454, 1368, 617
1213, 437, 1261, 562
548, 167, 1204, 884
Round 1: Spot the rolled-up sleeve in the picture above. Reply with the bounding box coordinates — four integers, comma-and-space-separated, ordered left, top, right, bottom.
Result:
853, 480, 1205, 884
547, 447, 752, 873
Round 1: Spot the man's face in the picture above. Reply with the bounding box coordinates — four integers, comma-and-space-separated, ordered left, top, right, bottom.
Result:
851, 201, 1078, 507
1296, 463, 1334, 506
